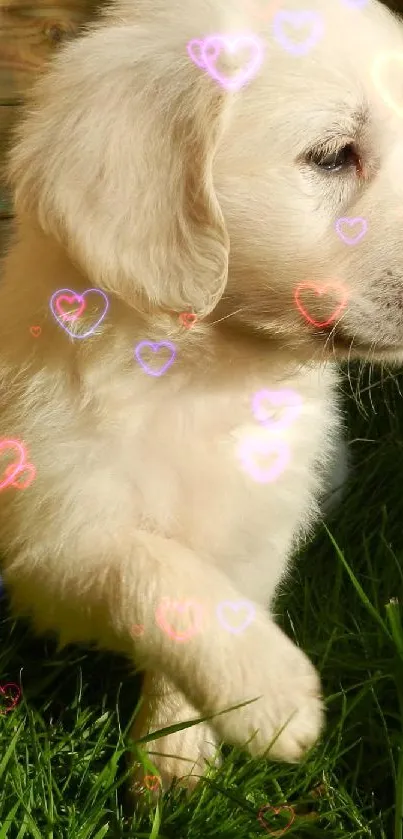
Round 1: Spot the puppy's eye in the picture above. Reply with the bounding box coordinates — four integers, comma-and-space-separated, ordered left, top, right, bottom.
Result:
308, 143, 359, 172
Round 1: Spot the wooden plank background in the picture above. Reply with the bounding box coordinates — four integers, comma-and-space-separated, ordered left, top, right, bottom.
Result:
0, 0, 101, 251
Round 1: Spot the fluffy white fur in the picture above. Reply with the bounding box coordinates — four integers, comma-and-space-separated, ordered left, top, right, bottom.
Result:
0, 0, 402, 793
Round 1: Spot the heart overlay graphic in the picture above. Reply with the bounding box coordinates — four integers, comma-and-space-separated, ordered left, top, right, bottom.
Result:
30, 326, 41, 338
272, 10, 324, 56
0, 439, 35, 492
50, 288, 109, 339
258, 805, 295, 837
335, 216, 367, 245
238, 432, 290, 483
187, 34, 265, 92
0, 683, 21, 715
216, 600, 255, 634
179, 313, 198, 329
294, 282, 348, 328
371, 51, 403, 119
155, 598, 204, 642
252, 389, 302, 432
135, 340, 176, 377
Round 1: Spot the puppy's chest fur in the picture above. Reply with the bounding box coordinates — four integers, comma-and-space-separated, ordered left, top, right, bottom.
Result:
62, 354, 340, 601
1, 346, 340, 606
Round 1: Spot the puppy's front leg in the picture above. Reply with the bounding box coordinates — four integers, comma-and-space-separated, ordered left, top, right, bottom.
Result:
110, 531, 324, 763
130, 671, 221, 794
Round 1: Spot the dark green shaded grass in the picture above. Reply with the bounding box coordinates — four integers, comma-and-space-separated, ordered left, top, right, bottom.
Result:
1, 364, 403, 838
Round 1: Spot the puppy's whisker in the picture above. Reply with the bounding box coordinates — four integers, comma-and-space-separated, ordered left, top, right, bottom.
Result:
208, 307, 248, 326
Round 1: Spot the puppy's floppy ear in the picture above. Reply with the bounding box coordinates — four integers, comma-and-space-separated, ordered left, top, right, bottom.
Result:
8, 24, 230, 315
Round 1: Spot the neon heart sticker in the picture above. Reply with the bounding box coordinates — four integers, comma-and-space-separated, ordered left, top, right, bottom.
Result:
155, 598, 204, 642
272, 10, 324, 56
188, 34, 265, 92
252, 389, 302, 431
216, 599, 255, 634
0, 439, 29, 491
55, 293, 86, 322
238, 432, 290, 483
50, 288, 109, 339
4, 462, 36, 490
30, 326, 41, 338
134, 340, 176, 377
187, 38, 206, 69
0, 683, 21, 715
143, 775, 161, 792
335, 216, 367, 245
258, 804, 296, 837
179, 313, 198, 328
294, 282, 348, 328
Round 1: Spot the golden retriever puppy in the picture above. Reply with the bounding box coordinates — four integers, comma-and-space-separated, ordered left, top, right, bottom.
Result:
0, 0, 402, 793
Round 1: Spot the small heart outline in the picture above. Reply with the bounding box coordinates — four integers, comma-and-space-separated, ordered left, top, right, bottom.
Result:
294, 282, 348, 328
257, 804, 296, 837
134, 340, 177, 377
0, 682, 21, 715
50, 288, 109, 339
155, 598, 204, 642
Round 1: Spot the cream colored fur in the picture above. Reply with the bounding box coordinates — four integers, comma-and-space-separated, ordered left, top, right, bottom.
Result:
1, 0, 403, 793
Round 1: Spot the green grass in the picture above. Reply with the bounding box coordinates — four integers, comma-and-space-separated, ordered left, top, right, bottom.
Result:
1, 363, 403, 838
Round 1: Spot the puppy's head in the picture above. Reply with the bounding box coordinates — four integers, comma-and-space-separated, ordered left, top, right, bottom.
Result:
8, 0, 403, 360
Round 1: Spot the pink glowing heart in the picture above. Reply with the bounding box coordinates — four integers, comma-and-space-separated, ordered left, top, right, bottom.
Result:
4, 462, 36, 490
252, 389, 302, 431
155, 598, 204, 642
0, 439, 28, 491
238, 435, 290, 483
188, 34, 265, 92
55, 293, 86, 322
50, 288, 109, 339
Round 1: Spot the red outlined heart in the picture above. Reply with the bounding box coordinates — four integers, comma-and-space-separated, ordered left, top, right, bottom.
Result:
294, 282, 348, 328
55, 293, 86, 322
179, 313, 198, 329
0, 682, 21, 715
143, 774, 161, 792
257, 804, 295, 837
0, 439, 27, 491
4, 462, 36, 490
30, 326, 42, 338
155, 598, 204, 642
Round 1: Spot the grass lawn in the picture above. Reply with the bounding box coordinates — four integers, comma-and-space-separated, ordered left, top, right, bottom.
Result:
0, 363, 402, 838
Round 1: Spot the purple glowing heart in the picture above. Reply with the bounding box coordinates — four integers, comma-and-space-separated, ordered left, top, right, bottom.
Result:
238, 434, 290, 483
188, 33, 265, 92
216, 600, 255, 634
135, 340, 176, 377
50, 288, 109, 339
252, 389, 302, 431
272, 10, 324, 56
335, 216, 367, 245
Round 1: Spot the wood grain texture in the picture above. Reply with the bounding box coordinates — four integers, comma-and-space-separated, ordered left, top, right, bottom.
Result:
0, 0, 101, 217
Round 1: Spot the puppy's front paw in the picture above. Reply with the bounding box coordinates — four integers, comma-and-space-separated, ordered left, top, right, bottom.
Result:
129, 674, 221, 796
210, 622, 324, 763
